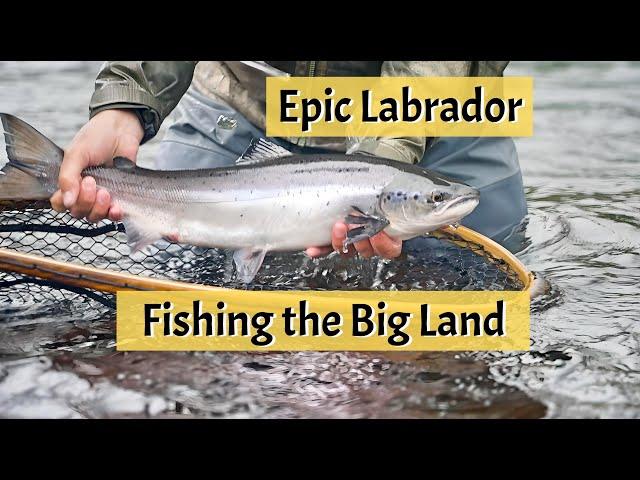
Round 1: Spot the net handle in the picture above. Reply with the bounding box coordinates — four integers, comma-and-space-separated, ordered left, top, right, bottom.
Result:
0, 225, 533, 294
0, 247, 220, 292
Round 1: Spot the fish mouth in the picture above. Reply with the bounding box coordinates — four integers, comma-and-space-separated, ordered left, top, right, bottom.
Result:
434, 192, 480, 217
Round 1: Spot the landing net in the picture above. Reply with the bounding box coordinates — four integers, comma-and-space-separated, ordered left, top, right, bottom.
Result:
0, 201, 531, 315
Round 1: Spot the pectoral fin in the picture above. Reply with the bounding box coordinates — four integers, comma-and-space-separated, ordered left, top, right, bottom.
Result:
343, 206, 390, 248
233, 248, 268, 283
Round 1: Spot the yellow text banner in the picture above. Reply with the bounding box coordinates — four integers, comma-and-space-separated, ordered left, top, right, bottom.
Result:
117, 290, 530, 351
266, 76, 533, 137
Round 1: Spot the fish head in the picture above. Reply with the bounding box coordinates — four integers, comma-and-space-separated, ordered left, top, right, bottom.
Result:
378, 170, 480, 238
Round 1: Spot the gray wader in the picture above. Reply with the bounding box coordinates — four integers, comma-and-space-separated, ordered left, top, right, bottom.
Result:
152, 87, 528, 251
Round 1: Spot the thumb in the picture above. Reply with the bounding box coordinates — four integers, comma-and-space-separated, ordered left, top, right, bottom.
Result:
58, 149, 87, 209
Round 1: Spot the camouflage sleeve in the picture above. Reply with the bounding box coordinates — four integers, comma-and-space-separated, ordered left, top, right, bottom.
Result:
351, 61, 475, 164
89, 61, 197, 143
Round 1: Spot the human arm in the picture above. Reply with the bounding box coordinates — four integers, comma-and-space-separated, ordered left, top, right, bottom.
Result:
51, 61, 197, 221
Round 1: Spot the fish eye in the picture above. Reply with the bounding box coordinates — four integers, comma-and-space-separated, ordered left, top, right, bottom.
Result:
432, 192, 444, 203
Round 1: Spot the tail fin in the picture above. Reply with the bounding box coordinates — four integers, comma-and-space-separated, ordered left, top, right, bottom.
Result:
0, 113, 63, 200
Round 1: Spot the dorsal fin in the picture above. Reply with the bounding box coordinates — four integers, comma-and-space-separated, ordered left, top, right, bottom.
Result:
236, 138, 292, 165
113, 156, 136, 171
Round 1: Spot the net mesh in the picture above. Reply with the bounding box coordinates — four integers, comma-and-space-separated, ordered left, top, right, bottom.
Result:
0, 204, 524, 313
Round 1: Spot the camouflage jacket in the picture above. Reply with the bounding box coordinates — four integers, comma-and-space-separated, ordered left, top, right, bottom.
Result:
89, 61, 509, 164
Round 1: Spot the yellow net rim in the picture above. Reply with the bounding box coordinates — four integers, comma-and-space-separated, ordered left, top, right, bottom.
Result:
439, 225, 533, 290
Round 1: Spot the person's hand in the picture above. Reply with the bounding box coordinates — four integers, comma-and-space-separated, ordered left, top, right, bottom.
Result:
50, 109, 144, 223
306, 222, 402, 259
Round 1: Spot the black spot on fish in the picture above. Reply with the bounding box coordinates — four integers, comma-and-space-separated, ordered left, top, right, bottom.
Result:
240, 214, 244, 218
326, 201, 330, 206
397, 191, 402, 196
414, 194, 419, 200
403, 195, 407, 200
386, 195, 391, 201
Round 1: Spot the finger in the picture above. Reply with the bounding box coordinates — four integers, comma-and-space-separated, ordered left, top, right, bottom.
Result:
50, 190, 66, 213
331, 222, 347, 252
354, 239, 375, 258
58, 149, 87, 210
87, 188, 111, 223
69, 176, 96, 219
370, 232, 402, 259
108, 202, 123, 222
331, 222, 356, 257
305, 246, 334, 258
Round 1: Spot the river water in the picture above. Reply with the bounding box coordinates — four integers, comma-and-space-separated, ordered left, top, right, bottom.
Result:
0, 61, 638, 418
